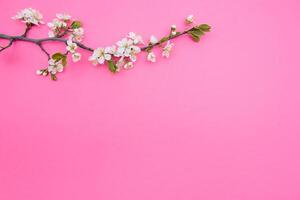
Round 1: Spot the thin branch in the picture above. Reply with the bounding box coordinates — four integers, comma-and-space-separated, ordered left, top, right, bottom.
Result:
0, 33, 94, 52
0, 39, 14, 52
37, 42, 50, 60
21, 24, 32, 37
0, 26, 195, 54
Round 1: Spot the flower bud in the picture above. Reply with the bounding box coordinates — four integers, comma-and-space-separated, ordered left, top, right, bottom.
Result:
186, 15, 194, 24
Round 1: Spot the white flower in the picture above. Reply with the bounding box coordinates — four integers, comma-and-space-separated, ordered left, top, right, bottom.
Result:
150, 35, 158, 44
72, 52, 81, 62
36, 69, 43, 75
48, 31, 55, 37
128, 32, 144, 44
56, 13, 71, 21
66, 40, 78, 53
186, 15, 194, 24
89, 47, 112, 65
115, 38, 141, 62
48, 18, 67, 29
71, 27, 84, 42
105, 45, 117, 55
147, 52, 156, 63
116, 56, 125, 68
128, 45, 141, 62
171, 25, 176, 30
12, 8, 44, 25
47, 18, 67, 37
162, 41, 174, 58
47, 59, 64, 74
116, 38, 133, 57
123, 62, 134, 70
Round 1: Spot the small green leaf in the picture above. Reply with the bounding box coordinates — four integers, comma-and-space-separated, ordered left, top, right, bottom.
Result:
52, 53, 67, 66
198, 24, 211, 32
191, 28, 204, 36
61, 56, 67, 66
50, 74, 57, 81
71, 21, 82, 29
188, 32, 200, 42
107, 60, 117, 73
52, 53, 64, 61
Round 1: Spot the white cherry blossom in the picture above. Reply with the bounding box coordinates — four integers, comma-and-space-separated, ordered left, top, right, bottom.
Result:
56, 13, 71, 21
128, 45, 141, 62
71, 28, 84, 42
48, 18, 67, 29
116, 38, 133, 57
66, 40, 78, 53
47, 59, 64, 74
72, 52, 81, 62
48, 31, 55, 37
89, 47, 112, 65
116, 56, 125, 68
12, 8, 44, 25
123, 62, 134, 70
48, 18, 67, 37
147, 52, 156, 62
128, 32, 144, 45
150, 35, 158, 44
162, 41, 174, 58
105, 45, 117, 55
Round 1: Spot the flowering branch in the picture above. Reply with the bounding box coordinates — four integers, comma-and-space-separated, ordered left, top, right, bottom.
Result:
0, 9, 211, 80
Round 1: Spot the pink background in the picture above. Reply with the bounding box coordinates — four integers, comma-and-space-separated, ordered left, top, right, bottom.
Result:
1, 0, 300, 199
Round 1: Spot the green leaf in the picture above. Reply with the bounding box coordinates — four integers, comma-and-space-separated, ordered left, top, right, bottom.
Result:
71, 21, 82, 29
52, 53, 67, 66
191, 28, 204, 36
188, 30, 201, 42
198, 24, 211, 32
107, 60, 117, 73
188, 32, 200, 42
61, 56, 67, 66
52, 53, 64, 61
50, 74, 57, 81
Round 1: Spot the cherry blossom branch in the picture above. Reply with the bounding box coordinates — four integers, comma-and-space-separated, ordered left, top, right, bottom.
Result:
0, 9, 211, 80
0, 27, 194, 53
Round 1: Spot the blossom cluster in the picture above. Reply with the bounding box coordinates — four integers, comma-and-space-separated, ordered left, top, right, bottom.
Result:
88, 31, 177, 72
88, 32, 144, 71
48, 13, 84, 65
48, 13, 84, 42
36, 59, 64, 78
12, 8, 44, 25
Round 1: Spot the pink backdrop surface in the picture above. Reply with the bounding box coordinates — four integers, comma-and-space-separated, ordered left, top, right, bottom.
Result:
0, 0, 300, 199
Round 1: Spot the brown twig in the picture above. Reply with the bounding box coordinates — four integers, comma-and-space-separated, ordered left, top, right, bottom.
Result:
0, 38, 14, 52
0, 26, 196, 55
